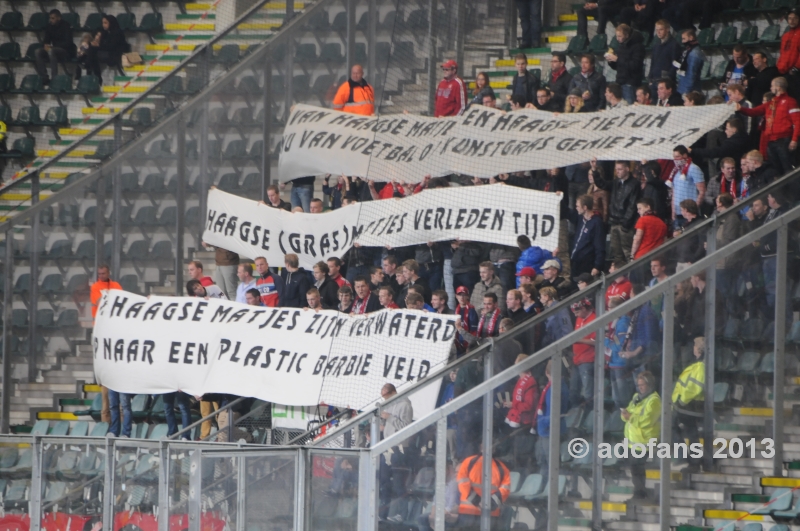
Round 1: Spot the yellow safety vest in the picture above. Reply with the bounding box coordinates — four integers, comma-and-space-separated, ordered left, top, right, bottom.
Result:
623, 391, 661, 445
672, 360, 705, 407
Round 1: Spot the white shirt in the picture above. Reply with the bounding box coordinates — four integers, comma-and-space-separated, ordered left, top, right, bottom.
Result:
235, 278, 257, 304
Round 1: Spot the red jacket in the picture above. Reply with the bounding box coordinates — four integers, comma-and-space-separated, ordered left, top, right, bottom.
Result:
506, 374, 538, 427
434, 77, 467, 117
605, 278, 632, 308
739, 93, 800, 142
572, 312, 597, 365
778, 26, 800, 74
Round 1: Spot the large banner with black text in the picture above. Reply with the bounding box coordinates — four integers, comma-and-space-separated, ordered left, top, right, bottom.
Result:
92, 291, 456, 409
278, 103, 733, 182
203, 185, 561, 269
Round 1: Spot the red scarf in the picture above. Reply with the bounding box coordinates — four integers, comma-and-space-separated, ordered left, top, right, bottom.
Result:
719, 175, 738, 199
476, 308, 501, 338
668, 157, 693, 186
352, 292, 372, 314
535, 381, 551, 425
456, 303, 476, 333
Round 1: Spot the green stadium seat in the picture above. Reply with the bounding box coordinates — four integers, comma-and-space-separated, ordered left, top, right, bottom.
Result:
241, 172, 260, 193
740, 26, 758, 44
12, 74, 43, 93
247, 139, 263, 159
34, 106, 69, 126
44, 75, 72, 94
50, 421, 70, 436
307, 11, 329, 31
31, 419, 49, 435
0, 42, 21, 62
715, 26, 738, 48
319, 43, 343, 62
154, 75, 183, 95
588, 33, 608, 55
292, 74, 311, 100
116, 12, 136, 31
331, 11, 347, 32
354, 42, 367, 64
46, 239, 71, 259
11, 309, 28, 327
61, 12, 80, 30
36, 309, 54, 328
217, 172, 240, 191
758, 351, 774, 374
0, 104, 9, 122
0, 73, 13, 92
131, 206, 158, 226
776, 0, 796, 7
235, 75, 260, 94
567, 34, 588, 54
406, 9, 427, 30
26, 12, 48, 31
152, 241, 173, 260
380, 10, 399, 30
735, 350, 761, 372
40, 273, 63, 293
83, 13, 103, 32
73, 74, 101, 95
23, 42, 43, 62
752, 488, 792, 514
138, 13, 163, 32
376, 42, 391, 64
119, 274, 140, 293
211, 44, 240, 65
0, 137, 35, 159
713, 382, 729, 403
54, 309, 79, 329
0, 11, 24, 31
295, 43, 317, 62
511, 473, 542, 500
772, 497, 800, 521
356, 11, 369, 31
122, 107, 152, 127
698, 27, 715, 47
89, 421, 108, 436
11, 105, 41, 126
761, 24, 781, 44
148, 424, 169, 440
711, 61, 729, 82
86, 139, 114, 160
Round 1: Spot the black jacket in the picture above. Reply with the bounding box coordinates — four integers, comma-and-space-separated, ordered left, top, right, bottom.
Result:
545, 68, 572, 109
539, 276, 576, 300
641, 164, 670, 222
530, 171, 570, 219
568, 69, 607, 111
568, 210, 605, 272
280, 268, 311, 309
692, 130, 750, 163
511, 70, 540, 106
414, 243, 444, 265
396, 277, 431, 307
607, 176, 640, 229
451, 241, 484, 274
675, 215, 706, 264
98, 16, 129, 56
609, 31, 646, 87
649, 35, 682, 82
317, 277, 339, 309
747, 66, 779, 106
269, 199, 291, 211
750, 162, 779, 191
656, 92, 684, 107
44, 19, 76, 56
535, 98, 562, 112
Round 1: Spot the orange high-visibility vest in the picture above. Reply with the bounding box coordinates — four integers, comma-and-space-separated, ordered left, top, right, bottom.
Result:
332, 79, 375, 116
456, 456, 511, 516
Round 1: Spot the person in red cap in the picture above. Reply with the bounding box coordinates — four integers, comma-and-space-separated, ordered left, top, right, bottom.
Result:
454, 286, 478, 354
515, 266, 537, 287
435, 60, 468, 118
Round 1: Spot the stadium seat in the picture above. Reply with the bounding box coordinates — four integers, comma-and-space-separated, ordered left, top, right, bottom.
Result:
40, 273, 63, 293
217, 172, 240, 192
83, 13, 103, 32
0, 104, 10, 123
34, 106, 69, 127
739, 26, 758, 44
698, 27, 715, 47
49, 421, 70, 436
26, 12, 48, 32
235, 75, 261, 94
11, 105, 41, 126
354, 42, 367, 64
122, 107, 153, 128
0, 42, 21, 62
152, 240, 173, 261
715, 26, 738, 48
0, 137, 35, 159
36, 309, 54, 328
753, 489, 793, 515
307, 11, 328, 31
119, 274, 140, 294
138, 13, 163, 33
86, 140, 115, 160
61, 12, 79, 30
11, 309, 28, 328
221, 140, 247, 160
331, 11, 348, 32
511, 473, 543, 500
319, 43, 343, 62
31, 419, 49, 435
211, 44, 240, 65
588, 33, 608, 55
148, 424, 169, 440
380, 10, 399, 30
566, 34, 588, 55
761, 24, 781, 44
23, 42, 43, 62
0, 11, 24, 31
44, 75, 73, 94
132, 206, 158, 226
116, 12, 136, 31
295, 43, 317, 62
12, 74, 44, 93
72, 74, 101, 95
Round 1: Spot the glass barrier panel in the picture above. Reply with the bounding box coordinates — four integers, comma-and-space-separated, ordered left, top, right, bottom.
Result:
112, 442, 160, 526
200, 454, 239, 530
242, 453, 297, 531
40, 439, 107, 526
308, 450, 360, 531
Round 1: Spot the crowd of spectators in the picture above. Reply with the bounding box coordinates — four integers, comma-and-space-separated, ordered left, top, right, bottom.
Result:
91, 8, 800, 520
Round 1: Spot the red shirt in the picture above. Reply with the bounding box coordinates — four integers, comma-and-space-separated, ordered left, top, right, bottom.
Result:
605, 278, 632, 308
434, 76, 467, 117
330, 274, 350, 288
572, 312, 597, 366
739, 93, 800, 142
199, 276, 214, 287
256, 274, 280, 307
778, 26, 800, 74
377, 182, 406, 199
634, 213, 667, 259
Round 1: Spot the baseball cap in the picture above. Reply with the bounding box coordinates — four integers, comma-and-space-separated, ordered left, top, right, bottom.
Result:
575, 273, 593, 285
570, 298, 594, 313
542, 259, 561, 271
456, 286, 470, 295
516, 266, 537, 278
441, 59, 458, 70
790, 7, 800, 17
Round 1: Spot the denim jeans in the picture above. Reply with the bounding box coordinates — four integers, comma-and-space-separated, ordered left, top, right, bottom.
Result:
516, 0, 542, 47
291, 183, 313, 212
494, 262, 517, 293
108, 391, 132, 437
610, 368, 634, 411
569, 362, 594, 408
622, 85, 636, 104
419, 261, 443, 292
163, 392, 192, 440
443, 259, 455, 310
453, 271, 480, 294
345, 264, 370, 285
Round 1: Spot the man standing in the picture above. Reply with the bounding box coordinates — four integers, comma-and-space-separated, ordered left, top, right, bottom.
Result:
254, 256, 285, 307
474, 293, 503, 338
332, 64, 375, 116
207, 244, 239, 300
648, 20, 681, 99
379, 286, 399, 309
504, 290, 528, 325
736, 77, 800, 175
35, 10, 75, 85
569, 195, 605, 281
606, 24, 645, 103
266, 185, 291, 211
677, 29, 706, 95
306, 288, 325, 311
515, 0, 542, 49
577, 0, 625, 40
382, 256, 402, 295
674, 200, 705, 271
721, 45, 758, 97
352, 276, 382, 314
569, 298, 597, 410
539, 259, 576, 300
568, 54, 607, 111
545, 52, 572, 109
608, 162, 641, 264
777, 8, 800, 100
435, 60, 468, 117
669, 146, 706, 231
281, 253, 311, 308
235, 263, 257, 304
471, 262, 506, 312
397, 260, 431, 307
91, 264, 122, 425
312, 261, 340, 309
631, 198, 667, 260
748, 52, 780, 110
431, 290, 452, 314
746, 150, 779, 191
326, 257, 350, 288
511, 53, 540, 106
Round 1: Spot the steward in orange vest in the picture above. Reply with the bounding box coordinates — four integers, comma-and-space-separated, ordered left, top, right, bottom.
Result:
332, 64, 375, 116
456, 454, 511, 517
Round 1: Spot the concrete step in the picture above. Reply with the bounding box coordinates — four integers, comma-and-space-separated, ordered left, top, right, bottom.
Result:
671, 490, 725, 503
17, 383, 75, 393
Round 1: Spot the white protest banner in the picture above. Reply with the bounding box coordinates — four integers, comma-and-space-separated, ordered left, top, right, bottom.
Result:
92, 291, 456, 409
203, 185, 560, 269
278, 103, 733, 182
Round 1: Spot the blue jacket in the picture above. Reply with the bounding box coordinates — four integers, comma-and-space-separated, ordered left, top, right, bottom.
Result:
628, 303, 660, 355
607, 315, 631, 369
543, 308, 573, 346
568, 211, 605, 272
537, 381, 570, 437
516, 246, 554, 287
648, 35, 681, 82
677, 44, 705, 94
438, 382, 457, 428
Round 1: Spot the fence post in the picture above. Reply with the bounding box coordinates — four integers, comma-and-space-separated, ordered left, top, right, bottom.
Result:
112, 118, 122, 281
367, 0, 377, 90
188, 450, 202, 531
454, 0, 466, 80
480, 346, 494, 531
30, 436, 42, 531
175, 114, 186, 295
27, 172, 40, 382
102, 438, 114, 531
261, 58, 272, 201
591, 287, 605, 531
346, 0, 356, 70
772, 225, 788, 476
294, 449, 307, 531
547, 351, 562, 531
158, 441, 170, 531
434, 418, 447, 531
94, 172, 105, 281
660, 287, 675, 531
427, 0, 438, 117
703, 222, 716, 471
1, 228, 12, 433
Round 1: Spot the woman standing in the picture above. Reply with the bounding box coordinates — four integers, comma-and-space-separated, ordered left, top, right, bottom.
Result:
621, 371, 661, 501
